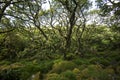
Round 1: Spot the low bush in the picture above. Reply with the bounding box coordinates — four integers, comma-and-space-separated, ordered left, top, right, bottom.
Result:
45, 73, 68, 80
61, 70, 76, 80
72, 68, 81, 74
73, 58, 90, 65
78, 64, 115, 80
50, 61, 77, 73
89, 57, 110, 66
80, 65, 102, 79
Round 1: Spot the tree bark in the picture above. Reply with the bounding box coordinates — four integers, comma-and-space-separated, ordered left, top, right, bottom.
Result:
63, 0, 78, 59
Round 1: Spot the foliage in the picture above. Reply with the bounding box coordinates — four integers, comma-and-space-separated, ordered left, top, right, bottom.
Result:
79, 64, 115, 80
50, 61, 77, 73
45, 73, 68, 80
73, 58, 90, 65
61, 70, 76, 80
72, 68, 81, 74
0, 31, 28, 61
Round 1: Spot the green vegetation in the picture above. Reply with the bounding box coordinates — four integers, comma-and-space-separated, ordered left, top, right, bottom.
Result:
0, 0, 120, 80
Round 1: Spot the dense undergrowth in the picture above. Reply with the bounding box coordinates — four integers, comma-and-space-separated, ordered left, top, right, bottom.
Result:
0, 26, 120, 80
0, 49, 120, 80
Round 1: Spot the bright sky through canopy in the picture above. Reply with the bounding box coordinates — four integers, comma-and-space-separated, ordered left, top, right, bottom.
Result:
42, 0, 98, 10
42, 0, 50, 10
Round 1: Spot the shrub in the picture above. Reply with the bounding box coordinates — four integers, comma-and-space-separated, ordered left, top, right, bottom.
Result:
73, 58, 90, 65
66, 53, 76, 60
53, 59, 63, 64
72, 68, 81, 74
28, 72, 41, 80
80, 65, 103, 79
77, 64, 88, 71
78, 64, 115, 80
38, 61, 54, 73
50, 61, 77, 73
116, 66, 120, 74
0, 68, 20, 80
45, 73, 68, 80
0, 32, 28, 61
61, 70, 77, 80
89, 57, 110, 66
98, 68, 115, 80
19, 61, 53, 80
